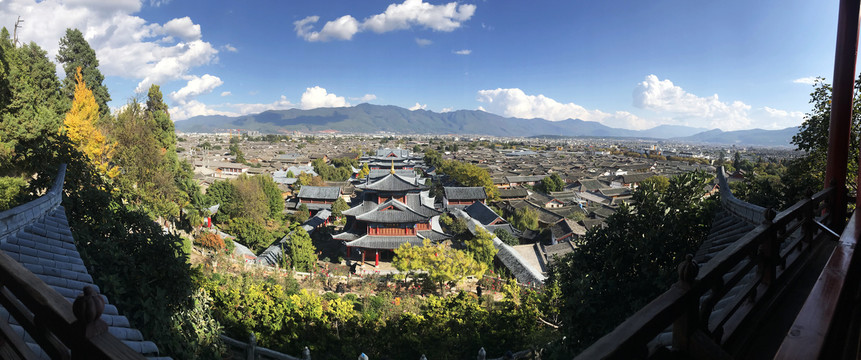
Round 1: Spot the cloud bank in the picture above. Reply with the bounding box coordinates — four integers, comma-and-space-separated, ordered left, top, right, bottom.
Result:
295, 0, 476, 42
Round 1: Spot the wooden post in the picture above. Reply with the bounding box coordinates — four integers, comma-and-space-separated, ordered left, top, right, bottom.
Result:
346, 246, 352, 266
802, 189, 815, 245
824, 0, 861, 228
673, 254, 699, 352
375, 250, 379, 267
246, 333, 256, 360
758, 208, 778, 286
361, 249, 365, 266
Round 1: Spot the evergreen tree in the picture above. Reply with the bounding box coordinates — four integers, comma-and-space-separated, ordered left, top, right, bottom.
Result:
393, 239, 486, 295
331, 197, 350, 218
550, 171, 716, 352
0, 31, 65, 176
286, 225, 317, 271
57, 28, 110, 118
466, 227, 498, 268
512, 207, 539, 231
145, 84, 175, 151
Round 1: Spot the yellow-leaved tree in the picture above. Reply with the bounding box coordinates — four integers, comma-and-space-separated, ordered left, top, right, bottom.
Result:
62, 67, 118, 178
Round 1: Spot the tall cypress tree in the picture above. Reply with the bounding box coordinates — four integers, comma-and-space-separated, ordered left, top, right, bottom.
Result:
145, 84, 175, 152
57, 28, 110, 118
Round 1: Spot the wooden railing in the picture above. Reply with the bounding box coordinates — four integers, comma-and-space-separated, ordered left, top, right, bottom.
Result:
574, 187, 834, 359
774, 209, 860, 359
221, 333, 310, 360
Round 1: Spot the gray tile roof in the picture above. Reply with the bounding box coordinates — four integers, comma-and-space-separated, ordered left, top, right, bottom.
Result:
504, 175, 545, 183
375, 148, 411, 158
615, 173, 657, 184
297, 186, 341, 200
367, 169, 418, 180
498, 188, 529, 199
450, 209, 545, 285
359, 173, 427, 192
346, 235, 426, 249
355, 200, 430, 224
443, 187, 487, 201
464, 202, 502, 226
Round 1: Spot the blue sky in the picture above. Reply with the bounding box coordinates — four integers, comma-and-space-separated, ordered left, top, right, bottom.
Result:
0, 0, 842, 130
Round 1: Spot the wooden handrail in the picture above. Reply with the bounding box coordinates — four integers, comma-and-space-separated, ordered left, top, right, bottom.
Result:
774, 209, 861, 359
574, 187, 834, 359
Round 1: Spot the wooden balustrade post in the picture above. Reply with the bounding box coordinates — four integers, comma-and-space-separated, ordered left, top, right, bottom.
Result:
71, 285, 109, 359
758, 208, 778, 286
802, 188, 815, 245
246, 333, 256, 360
673, 254, 699, 353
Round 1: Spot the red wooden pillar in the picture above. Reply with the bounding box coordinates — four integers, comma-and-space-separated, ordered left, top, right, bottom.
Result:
826, 0, 861, 227
375, 250, 380, 267
346, 246, 351, 262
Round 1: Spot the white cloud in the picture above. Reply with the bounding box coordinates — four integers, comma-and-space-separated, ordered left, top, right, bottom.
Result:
453, 49, 471, 55
441, 107, 453, 113
349, 94, 377, 102
131, 40, 219, 92
170, 74, 223, 104
758, 106, 805, 129
171, 95, 296, 120
221, 91, 232, 97
633, 74, 752, 130
170, 100, 236, 121
415, 37, 432, 46
476, 88, 653, 129
294, 15, 360, 42
295, 0, 476, 42
793, 76, 818, 85
223, 44, 238, 52
409, 102, 428, 111
162, 16, 201, 41
300, 86, 350, 109
0, 0, 219, 94
64, 0, 141, 13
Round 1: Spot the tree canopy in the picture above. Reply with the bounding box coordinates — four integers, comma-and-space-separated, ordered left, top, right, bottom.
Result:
549, 171, 716, 352
57, 28, 110, 118
285, 225, 317, 271
394, 239, 486, 294
62, 67, 118, 178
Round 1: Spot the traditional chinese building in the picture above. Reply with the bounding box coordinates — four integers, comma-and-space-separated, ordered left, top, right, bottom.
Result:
363, 148, 422, 170
333, 171, 446, 266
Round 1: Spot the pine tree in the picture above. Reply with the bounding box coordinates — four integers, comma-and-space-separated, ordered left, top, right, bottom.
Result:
286, 226, 317, 271
62, 67, 118, 178
57, 29, 110, 118
145, 84, 175, 151
0, 30, 65, 175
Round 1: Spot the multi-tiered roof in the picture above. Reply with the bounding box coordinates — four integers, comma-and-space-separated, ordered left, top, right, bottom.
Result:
333, 172, 446, 250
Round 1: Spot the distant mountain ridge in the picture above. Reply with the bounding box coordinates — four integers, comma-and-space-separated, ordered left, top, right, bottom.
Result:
175, 103, 796, 146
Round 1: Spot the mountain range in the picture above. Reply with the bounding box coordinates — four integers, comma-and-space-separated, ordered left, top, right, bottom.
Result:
175, 103, 797, 146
